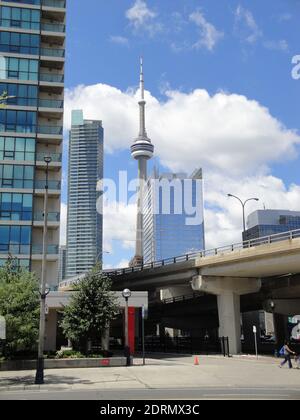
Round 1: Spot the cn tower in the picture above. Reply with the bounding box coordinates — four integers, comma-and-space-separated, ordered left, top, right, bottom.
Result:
130, 58, 154, 267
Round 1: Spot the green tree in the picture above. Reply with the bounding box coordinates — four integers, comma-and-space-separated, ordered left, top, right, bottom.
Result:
60, 266, 119, 353
0, 258, 40, 358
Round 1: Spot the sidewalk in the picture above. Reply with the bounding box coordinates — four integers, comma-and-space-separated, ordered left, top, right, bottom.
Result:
0, 355, 299, 393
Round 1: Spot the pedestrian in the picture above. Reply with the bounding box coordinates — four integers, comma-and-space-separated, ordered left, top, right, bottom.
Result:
279, 340, 296, 369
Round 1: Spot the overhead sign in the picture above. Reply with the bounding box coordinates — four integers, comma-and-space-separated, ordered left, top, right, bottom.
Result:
0, 316, 6, 340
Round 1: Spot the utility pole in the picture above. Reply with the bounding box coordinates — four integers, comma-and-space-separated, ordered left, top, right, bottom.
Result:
35, 156, 52, 385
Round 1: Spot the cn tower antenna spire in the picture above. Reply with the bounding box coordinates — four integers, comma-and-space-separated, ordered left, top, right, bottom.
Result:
140, 56, 144, 100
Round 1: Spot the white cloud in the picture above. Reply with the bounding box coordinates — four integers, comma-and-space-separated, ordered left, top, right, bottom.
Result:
64, 82, 300, 259
278, 13, 292, 22
126, 0, 162, 36
234, 5, 263, 44
110, 35, 129, 47
103, 201, 136, 254
189, 11, 224, 51
263, 39, 289, 52
65, 84, 300, 177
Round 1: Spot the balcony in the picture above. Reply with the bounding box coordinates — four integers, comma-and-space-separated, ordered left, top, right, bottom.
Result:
38, 99, 64, 109
41, 22, 66, 33
32, 245, 59, 255
41, 47, 65, 58
38, 126, 63, 135
40, 73, 64, 83
34, 212, 60, 222
35, 180, 61, 190
36, 153, 62, 163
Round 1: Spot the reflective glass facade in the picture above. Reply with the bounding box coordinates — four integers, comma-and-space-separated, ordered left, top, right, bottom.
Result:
244, 210, 300, 241
0, 0, 65, 284
143, 170, 205, 263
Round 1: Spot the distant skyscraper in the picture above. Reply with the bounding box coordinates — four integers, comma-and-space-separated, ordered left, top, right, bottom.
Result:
143, 169, 205, 263
66, 110, 103, 278
58, 246, 67, 282
244, 209, 300, 241
130, 59, 154, 267
0, 0, 66, 286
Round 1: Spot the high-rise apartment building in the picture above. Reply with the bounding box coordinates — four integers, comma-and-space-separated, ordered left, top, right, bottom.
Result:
143, 169, 205, 263
244, 209, 300, 241
58, 245, 66, 282
66, 110, 103, 278
0, 0, 66, 286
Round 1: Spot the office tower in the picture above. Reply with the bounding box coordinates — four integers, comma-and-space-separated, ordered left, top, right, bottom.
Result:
66, 110, 103, 278
244, 210, 300, 241
130, 59, 154, 267
0, 0, 66, 286
143, 169, 205, 263
58, 245, 66, 282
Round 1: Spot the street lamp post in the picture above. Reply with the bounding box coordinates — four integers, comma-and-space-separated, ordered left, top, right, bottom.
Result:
227, 194, 259, 234
35, 156, 52, 385
122, 288, 132, 366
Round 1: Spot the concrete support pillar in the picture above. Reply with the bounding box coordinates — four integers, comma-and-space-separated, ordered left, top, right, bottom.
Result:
192, 275, 261, 355
217, 292, 241, 354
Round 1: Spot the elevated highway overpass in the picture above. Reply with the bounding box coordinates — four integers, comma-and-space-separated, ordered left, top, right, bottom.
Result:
59, 229, 300, 354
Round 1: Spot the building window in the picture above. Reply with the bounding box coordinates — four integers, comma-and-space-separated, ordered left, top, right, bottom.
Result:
0, 225, 31, 254
0, 6, 40, 31
0, 83, 38, 107
0, 137, 35, 161
0, 57, 39, 81
0, 31, 40, 55
0, 164, 34, 189
0, 258, 30, 270
0, 110, 37, 133
0, 192, 33, 221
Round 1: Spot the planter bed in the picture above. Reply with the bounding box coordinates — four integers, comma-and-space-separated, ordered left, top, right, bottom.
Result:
0, 357, 127, 371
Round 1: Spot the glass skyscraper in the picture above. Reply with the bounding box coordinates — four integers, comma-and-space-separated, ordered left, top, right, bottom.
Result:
244, 209, 300, 241
0, 0, 66, 286
66, 110, 103, 278
143, 169, 205, 263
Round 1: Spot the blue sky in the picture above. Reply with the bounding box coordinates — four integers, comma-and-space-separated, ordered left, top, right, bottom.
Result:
62, 0, 300, 268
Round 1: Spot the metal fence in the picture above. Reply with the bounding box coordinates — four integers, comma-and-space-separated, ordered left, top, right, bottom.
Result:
135, 336, 230, 357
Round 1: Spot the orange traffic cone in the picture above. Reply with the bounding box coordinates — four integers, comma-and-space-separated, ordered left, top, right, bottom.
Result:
194, 356, 199, 366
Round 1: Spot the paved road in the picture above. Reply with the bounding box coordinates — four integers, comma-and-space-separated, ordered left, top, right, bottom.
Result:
0, 387, 300, 400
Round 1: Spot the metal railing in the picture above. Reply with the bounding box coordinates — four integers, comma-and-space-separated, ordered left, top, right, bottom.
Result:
38, 125, 63, 135
32, 245, 59, 255
34, 212, 60, 222
134, 336, 230, 357
42, 0, 66, 8
35, 180, 61, 190
38, 99, 64, 109
107, 228, 300, 277
36, 153, 62, 162
40, 73, 64, 83
41, 22, 65, 33
59, 228, 300, 289
40, 47, 65, 58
